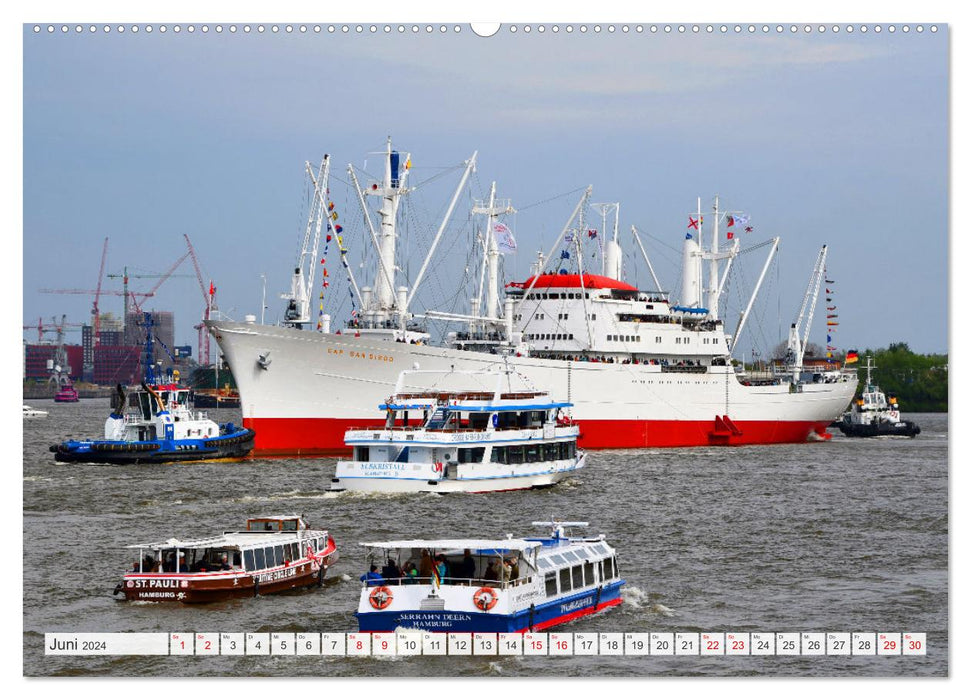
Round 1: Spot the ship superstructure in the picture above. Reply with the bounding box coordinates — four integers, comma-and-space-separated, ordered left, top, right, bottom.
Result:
207, 141, 855, 456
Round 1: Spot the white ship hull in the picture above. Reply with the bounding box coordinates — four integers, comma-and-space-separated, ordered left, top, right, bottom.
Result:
208, 320, 855, 456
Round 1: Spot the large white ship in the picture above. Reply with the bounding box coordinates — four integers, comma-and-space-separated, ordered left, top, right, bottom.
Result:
208, 140, 856, 456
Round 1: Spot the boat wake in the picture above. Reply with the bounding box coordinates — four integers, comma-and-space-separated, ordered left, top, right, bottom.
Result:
619, 584, 673, 615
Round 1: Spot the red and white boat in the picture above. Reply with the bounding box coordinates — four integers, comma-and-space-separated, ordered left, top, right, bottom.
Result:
115, 516, 338, 603
207, 140, 855, 456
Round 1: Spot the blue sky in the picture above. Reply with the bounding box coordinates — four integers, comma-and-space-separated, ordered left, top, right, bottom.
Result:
22, 22, 948, 357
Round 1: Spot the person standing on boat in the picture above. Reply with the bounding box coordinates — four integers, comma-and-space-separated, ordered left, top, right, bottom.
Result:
500, 558, 512, 584
434, 554, 448, 585
401, 561, 418, 584
419, 549, 434, 583
381, 559, 401, 582
459, 549, 476, 583
484, 560, 499, 581
361, 565, 384, 587
509, 556, 520, 581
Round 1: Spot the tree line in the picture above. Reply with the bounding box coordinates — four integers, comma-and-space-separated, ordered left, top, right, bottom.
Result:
855, 342, 947, 413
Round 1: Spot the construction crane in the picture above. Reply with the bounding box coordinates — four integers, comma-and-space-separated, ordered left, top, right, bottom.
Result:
106, 254, 193, 318
184, 234, 215, 366
92, 237, 109, 346
23, 316, 83, 343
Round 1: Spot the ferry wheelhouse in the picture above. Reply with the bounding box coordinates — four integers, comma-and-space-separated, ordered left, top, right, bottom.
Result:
116, 516, 338, 603
355, 521, 624, 633
50, 383, 255, 464
330, 369, 584, 493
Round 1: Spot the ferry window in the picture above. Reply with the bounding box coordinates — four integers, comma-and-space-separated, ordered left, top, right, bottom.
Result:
264, 547, 276, 568
584, 562, 595, 584
254, 548, 266, 570
543, 443, 557, 460
559, 442, 569, 459
355, 446, 370, 461
244, 550, 255, 571
604, 557, 614, 579
285, 543, 295, 562
562, 550, 579, 563
612, 557, 619, 576
525, 445, 541, 463
550, 554, 567, 566
537, 557, 551, 571
275, 545, 285, 564
492, 446, 507, 463
282, 520, 297, 531
459, 447, 485, 463
508, 446, 524, 464
545, 573, 558, 596
559, 568, 572, 592
316, 538, 325, 552
572, 565, 583, 588
656, 336, 662, 343
592, 544, 607, 556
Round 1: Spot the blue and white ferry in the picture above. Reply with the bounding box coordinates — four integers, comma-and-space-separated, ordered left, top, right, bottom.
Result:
355, 521, 625, 633
330, 368, 585, 493
50, 383, 255, 464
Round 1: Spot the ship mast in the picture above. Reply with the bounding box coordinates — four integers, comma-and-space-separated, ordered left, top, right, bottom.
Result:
471, 182, 515, 322
282, 156, 330, 328
371, 137, 410, 325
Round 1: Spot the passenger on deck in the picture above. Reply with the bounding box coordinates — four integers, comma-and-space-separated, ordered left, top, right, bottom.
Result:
459, 549, 476, 582
361, 565, 385, 587
509, 556, 520, 580
483, 560, 499, 581
218, 553, 232, 571
381, 559, 401, 581
401, 561, 418, 584
419, 549, 434, 581
500, 558, 512, 583
434, 554, 448, 584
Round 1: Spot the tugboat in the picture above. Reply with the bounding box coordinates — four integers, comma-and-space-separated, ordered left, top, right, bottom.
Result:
50, 382, 256, 463
115, 516, 338, 603
50, 313, 255, 463
836, 356, 920, 438
53, 382, 79, 403
329, 367, 585, 493
355, 520, 625, 633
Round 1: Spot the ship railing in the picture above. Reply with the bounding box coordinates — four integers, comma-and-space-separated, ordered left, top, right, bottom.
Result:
363, 575, 530, 589
659, 364, 708, 374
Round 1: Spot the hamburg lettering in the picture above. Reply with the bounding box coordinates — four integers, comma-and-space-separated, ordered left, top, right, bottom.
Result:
560, 596, 594, 613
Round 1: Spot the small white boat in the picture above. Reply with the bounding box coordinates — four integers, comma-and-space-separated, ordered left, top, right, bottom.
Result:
23, 405, 48, 418
329, 367, 585, 493
355, 520, 625, 633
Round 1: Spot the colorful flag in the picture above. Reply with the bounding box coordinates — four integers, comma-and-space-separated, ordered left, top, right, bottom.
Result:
587, 229, 598, 239
335, 225, 343, 233
732, 214, 750, 226
726, 230, 734, 240
744, 226, 753, 233
561, 250, 570, 259
688, 217, 699, 230
685, 232, 693, 240
845, 351, 859, 364
493, 221, 517, 254
331, 211, 339, 221
328, 202, 335, 211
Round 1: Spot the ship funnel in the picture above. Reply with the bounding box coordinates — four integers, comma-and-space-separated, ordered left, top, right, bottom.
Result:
604, 240, 622, 281
680, 234, 703, 308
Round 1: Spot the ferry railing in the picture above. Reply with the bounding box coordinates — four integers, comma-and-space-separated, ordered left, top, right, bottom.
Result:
362, 575, 531, 589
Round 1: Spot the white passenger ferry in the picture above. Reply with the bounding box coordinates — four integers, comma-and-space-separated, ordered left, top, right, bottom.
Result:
329, 368, 584, 493
355, 521, 624, 633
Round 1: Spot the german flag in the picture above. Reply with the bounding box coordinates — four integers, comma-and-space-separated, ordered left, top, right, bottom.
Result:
845, 350, 859, 364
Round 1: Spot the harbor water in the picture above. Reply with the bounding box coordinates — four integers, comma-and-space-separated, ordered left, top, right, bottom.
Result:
23, 399, 948, 677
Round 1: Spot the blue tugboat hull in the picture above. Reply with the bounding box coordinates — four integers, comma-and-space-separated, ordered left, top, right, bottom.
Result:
50, 429, 256, 464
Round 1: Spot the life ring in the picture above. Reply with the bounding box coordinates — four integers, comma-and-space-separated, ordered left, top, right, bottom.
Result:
473, 586, 498, 611
368, 585, 393, 610
433, 462, 443, 474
